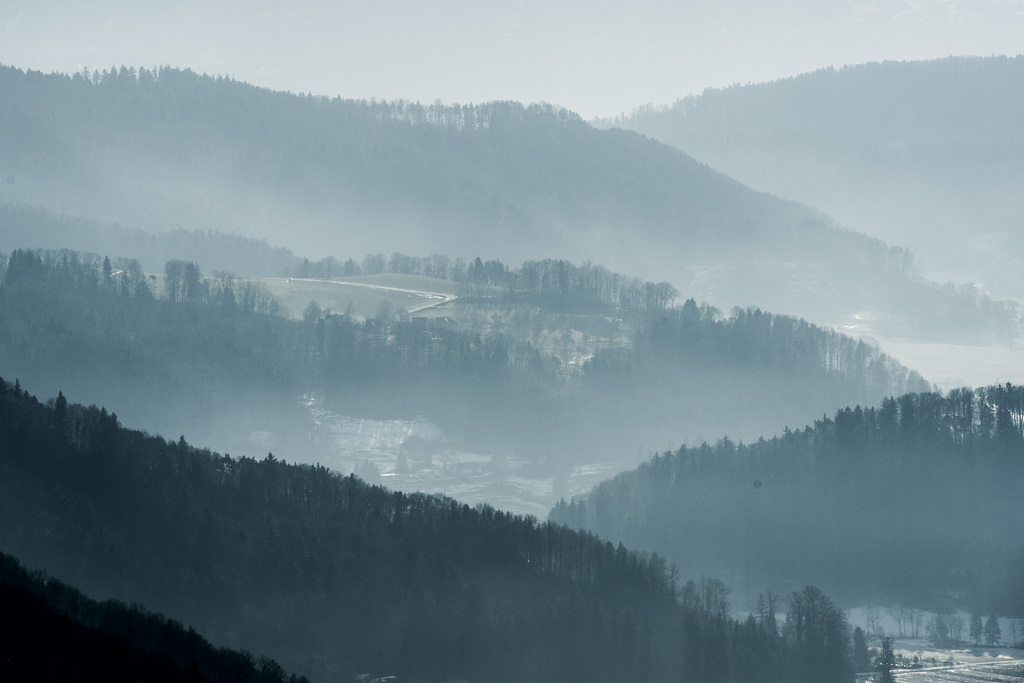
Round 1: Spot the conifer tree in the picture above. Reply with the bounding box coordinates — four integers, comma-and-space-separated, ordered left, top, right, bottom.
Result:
984, 614, 1002, 647
852, 627, 871, 673
971, 613, 984, 646
875, 636, 896, 683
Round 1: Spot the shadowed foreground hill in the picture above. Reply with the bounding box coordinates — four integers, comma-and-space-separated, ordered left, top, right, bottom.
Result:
0, 379, 857, 683
0, 553, 305, 683
551, 385, 1024, 613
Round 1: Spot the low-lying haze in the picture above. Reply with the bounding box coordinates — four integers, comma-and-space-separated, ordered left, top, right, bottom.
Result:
2, 3, 1024, 680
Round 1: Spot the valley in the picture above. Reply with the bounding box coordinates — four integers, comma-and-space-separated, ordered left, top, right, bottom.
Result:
303, 397, 623, 518
1, 41, 1023, 683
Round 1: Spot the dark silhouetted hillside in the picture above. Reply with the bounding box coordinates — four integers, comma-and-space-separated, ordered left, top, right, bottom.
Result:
0, 379, 857, 682
0, 553, 306, 683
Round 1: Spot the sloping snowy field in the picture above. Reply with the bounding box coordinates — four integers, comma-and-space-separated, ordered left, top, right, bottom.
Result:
893, 660, 1024, 681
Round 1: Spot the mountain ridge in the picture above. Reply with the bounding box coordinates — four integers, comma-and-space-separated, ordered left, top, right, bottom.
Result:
605, 55, 1024, 296
0, 62, 931, 326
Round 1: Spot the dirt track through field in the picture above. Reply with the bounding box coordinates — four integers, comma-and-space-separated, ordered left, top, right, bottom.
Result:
291, 278, 457, 313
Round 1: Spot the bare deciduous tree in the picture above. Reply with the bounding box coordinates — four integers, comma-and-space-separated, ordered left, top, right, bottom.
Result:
887, 604, 908, 638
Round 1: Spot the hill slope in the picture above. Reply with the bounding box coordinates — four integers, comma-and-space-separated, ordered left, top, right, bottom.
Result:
0, 379, 859, 683
608, 56, 1024, 296
0, 63, 964, 328
0, 201, 301, 277
551, 384, 1024, 613
0, 248, 930, 499
0, 553, 305, 683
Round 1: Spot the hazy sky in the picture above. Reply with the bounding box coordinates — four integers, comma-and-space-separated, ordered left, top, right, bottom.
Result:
2, 0, 1023, 117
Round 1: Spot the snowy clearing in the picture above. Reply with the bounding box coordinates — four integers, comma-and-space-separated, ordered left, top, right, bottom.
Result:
890, 660, 1024, 682
298, 397, 620, 517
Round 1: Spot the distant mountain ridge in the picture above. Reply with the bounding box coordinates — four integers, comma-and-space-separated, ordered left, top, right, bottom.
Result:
0, 201, 301, 277
607, 55, 1024, 296
0, 62, 951, 328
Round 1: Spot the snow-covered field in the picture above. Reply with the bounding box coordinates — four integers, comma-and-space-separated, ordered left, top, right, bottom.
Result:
300, 398, 618, 517
890, 660, 1024, 682
850, 639, 1024, 682
848, 608, 1024, 683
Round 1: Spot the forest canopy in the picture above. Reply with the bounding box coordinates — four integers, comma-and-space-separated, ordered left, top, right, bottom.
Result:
0, 377, 857, 682
551, 383, 1024, 614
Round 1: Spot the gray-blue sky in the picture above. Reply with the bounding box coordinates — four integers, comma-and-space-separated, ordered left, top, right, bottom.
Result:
2, 0, 1023, 117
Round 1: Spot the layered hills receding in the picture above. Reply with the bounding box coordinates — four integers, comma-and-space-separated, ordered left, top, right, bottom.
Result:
2, 51, 1023, 683
0, 62, 1006, 335
0, 379, 860, 683
607, 55, 1024, 296
0, 248, 929, 491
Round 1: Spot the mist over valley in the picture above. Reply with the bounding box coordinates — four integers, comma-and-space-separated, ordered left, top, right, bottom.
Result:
1, 19, 1023, 682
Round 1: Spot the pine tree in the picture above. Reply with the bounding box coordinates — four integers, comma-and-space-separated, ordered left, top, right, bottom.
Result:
102, 255, 113, 288
970, 613, 984, 646
853, 626, 872, 672
984, 614, 1001, 647
876, 636, 896, 683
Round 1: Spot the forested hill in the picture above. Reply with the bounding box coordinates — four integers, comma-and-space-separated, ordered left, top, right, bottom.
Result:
0, 248, 929, 472
575, 300, 930, 450
608, 55, 1024, 296
0, 379, 857, 683
0, 201, 302, 277
0, 248, 317, 459
0, 62, 932, 324
0, 553, 306, 683
550, 384, 1024, 614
